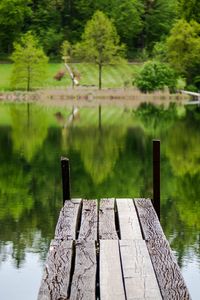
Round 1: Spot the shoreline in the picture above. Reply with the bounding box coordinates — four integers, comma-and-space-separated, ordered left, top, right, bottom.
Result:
0, 87, 188, 108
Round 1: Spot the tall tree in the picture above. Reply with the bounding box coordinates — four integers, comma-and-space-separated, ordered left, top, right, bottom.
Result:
0, 0, 31, 54
139, 0, 179, 50
179, 0, 200, 22
96, 0, 143, 53
166, 19, 200, 88
74, 11, 125, 89
29, 0, 64, 55
11, 32, 48, 91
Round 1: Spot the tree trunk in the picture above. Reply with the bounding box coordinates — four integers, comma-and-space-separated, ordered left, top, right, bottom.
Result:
98, 63, 102, 90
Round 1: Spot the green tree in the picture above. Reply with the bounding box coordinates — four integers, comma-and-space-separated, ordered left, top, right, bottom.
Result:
102, 0, 143, 53
166, 19, 200, 88
0, 0, 31, 54
134, 61, 177, 92
179, 0, 200, 22
139, 0, 179, 51
74, 10, 125, 89
10, 32, 48, 91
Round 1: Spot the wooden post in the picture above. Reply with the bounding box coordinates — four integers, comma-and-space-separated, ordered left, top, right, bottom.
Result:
153, 140, 160, 220
61, 157, 71, 205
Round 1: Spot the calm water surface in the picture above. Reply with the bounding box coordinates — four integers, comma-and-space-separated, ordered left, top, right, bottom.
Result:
0, 102, 200, 299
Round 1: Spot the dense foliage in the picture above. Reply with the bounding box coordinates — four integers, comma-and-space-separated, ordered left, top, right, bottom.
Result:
0, 0, 179, 58
134, 61, 177, 92
74, 11, 125, 89
0, 0, 200, 88
10, 32, 48, 91
166, 19, 200, 89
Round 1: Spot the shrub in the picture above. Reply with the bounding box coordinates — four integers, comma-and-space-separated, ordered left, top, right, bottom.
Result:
134, 60, 177, 93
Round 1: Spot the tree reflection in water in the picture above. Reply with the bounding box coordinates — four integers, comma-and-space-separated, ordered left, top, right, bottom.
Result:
0, 103, 199, 277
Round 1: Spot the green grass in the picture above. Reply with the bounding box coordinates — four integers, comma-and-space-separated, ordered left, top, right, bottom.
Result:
0, 63, 141, 91
0, 64, 13, 91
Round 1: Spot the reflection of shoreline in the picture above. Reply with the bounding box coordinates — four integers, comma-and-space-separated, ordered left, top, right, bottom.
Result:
0, 103, 200, 299
0, 88, 187, 108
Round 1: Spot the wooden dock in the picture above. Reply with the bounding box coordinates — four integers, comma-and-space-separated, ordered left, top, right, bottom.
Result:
181, 90, 200, 105
38, 198, 191, 300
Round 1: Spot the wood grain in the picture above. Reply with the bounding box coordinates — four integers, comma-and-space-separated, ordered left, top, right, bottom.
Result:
116, 198, 142, 240
100, 240, 125, 300
78, 199, 98, 241
37, 239, 73, 300
135, 198, 191, 300
134, 198, 164, 241
70, 240, 96, 300
99, 198, 118, 239
55, 198, 82, 240
120, 239, 162, 300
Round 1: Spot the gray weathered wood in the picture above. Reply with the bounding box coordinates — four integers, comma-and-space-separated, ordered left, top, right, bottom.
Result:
120, 239, 162, 300
116, 198, 142, 240
135, 198, 191, 300
78, 199, 98, 240
55, 198, 82, 240
100, 240, 126, 300
37, 239, 73, 300
134, 198, 172, 241
70, 240, 96, 300
99, 198, 118, 239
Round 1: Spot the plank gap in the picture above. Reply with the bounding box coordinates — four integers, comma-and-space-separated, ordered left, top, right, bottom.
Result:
135, 198, 191, 300
70, 240, 97, 300
133, 198, 146, 241
117, 199, 143, 240
118, 241, 127, 300
67, 240, 76, 299
96, 240, 100, 300
55, 199, 82, 240
37, 240, 73, 300
119, 239, 162, 299
100, 240, 126, 300
75, 200, 83, 239
114, 199, 121, 239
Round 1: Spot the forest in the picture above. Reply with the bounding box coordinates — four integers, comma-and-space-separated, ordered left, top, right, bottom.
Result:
0, 0, 200, 90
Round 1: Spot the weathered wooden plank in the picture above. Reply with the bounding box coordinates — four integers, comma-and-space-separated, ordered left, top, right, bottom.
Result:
120, 239, 162, 300
55, 198, 82, 240
99, 198, 118, 239
70, 240, 96, 300
135, 198, 191, 300
37, 239, 73, 300
100, 240, 126, 300
116, 198, 142, 240
134, 198, 164, 241
78, 199, 98, 240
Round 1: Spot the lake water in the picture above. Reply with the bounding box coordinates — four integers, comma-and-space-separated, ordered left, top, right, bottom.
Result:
0, 102, 200, 299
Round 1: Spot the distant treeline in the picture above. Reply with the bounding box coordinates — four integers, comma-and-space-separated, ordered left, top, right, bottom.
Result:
1, 0, 198, 59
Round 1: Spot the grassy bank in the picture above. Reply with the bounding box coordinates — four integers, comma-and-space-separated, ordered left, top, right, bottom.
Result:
0, 63, 141, 91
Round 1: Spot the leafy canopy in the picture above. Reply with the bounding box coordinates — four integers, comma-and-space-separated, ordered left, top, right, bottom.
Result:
134, 60, 177, 92
0, 0, 31, 53
11, 32, 48, 91
179, 0, 200, 22
105, 0, 144, 48
166, 19, 200, 87
74, 10, 125, 88
75, 10, 125, 65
